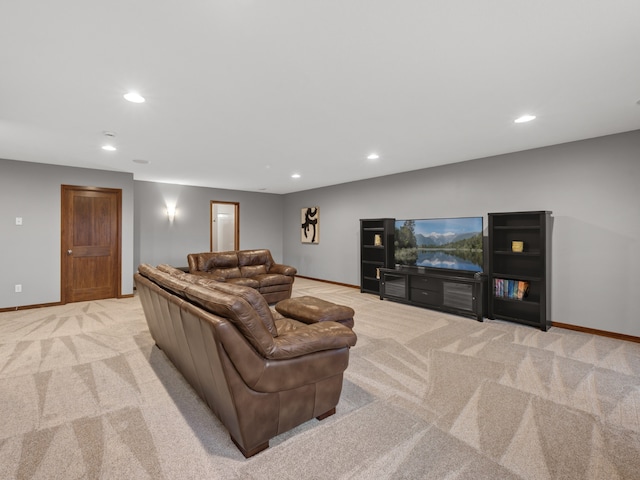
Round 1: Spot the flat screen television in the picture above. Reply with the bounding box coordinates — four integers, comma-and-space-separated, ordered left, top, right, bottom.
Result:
394, 217, 483, 272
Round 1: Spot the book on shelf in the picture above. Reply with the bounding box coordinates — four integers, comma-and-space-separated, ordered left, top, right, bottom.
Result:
494, 278, 529, 300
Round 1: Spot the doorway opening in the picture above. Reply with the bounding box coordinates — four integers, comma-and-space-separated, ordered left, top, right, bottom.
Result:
210, 201, 239, 251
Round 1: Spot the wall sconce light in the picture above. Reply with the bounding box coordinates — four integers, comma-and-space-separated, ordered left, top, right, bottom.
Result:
166, 205, 176, 222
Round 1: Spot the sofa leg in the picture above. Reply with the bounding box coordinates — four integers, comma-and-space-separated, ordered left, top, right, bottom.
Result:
231, 436, 269, 458
316, 407, 336, 421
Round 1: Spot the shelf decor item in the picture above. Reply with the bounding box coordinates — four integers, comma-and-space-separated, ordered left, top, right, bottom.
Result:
374, 234, 382, 246
488, 211, 552, 331
493, 278, 529, 300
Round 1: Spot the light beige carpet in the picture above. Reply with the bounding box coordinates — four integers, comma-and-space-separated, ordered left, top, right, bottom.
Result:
1, 277, 639, 479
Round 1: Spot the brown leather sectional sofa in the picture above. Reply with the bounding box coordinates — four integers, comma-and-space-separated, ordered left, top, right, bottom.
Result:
135, 263, 357, 457
187, 249, 297, 303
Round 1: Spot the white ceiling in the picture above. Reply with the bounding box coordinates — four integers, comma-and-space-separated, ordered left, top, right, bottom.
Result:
1, 1, 639, 194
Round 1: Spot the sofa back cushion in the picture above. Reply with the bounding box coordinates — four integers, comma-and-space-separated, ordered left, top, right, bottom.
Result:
201, 253, 240, 278
188, 250, 278, 274
157, 264, 189, 276
201, 280, 278, 337
237, 249, 273, 270
205, 252, 239, 268
188, 251, 238, 272
153, 263, 278, 338
138, 264, 191, 297
183, 283, 275, 356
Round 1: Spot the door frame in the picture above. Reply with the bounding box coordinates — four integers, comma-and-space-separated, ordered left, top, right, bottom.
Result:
61, 185, 122, 304
210, 200, 239, 251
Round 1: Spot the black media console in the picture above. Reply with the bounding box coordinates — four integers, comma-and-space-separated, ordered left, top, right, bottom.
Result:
379, 266, 487, 321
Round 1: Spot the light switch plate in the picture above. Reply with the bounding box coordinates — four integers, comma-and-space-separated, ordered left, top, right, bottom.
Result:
16, 217, 23, 225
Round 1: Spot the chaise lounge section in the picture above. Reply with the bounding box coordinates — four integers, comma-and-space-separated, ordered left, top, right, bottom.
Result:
187, 249, 296, 303
135, 264, 357, 457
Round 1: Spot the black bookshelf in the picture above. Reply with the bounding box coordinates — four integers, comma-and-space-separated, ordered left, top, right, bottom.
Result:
488, 211, 552, 331
360, 218, 395, 294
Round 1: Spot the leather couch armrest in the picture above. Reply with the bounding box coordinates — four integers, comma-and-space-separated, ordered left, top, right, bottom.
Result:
268, 263, 297, 276
217, 320, 355, 392
187, 253, 199, 273
267, 322, 356, 360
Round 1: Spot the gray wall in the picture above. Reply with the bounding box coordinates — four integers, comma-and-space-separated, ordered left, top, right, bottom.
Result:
134, 181, 284, 268
283, 130, 640, 337
3, 130, 639, 337
0, 162, 284, 310
0, 159, 135, 308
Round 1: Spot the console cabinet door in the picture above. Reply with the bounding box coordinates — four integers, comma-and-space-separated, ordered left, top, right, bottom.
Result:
381, 272, 408, 300
442, 282, 474, 311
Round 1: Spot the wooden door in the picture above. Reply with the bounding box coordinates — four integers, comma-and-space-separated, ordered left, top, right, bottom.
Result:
61, 185, 121, 303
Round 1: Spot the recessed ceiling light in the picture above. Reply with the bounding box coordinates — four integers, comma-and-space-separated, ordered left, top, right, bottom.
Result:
514, 114, 536, 123
102, 145, 117, 151
124, 92, 145, 103
291, 173, 301, 179
132, 159, 150, 164
367, 153, 379, 160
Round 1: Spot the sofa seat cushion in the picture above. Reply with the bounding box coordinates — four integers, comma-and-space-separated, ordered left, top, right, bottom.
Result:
270, 309, 356, 356
259, 284, 293, 294
270, 321, 357, 358
253, 273, 294, 288
274, 316, 307, 334
240, 264, 267, 277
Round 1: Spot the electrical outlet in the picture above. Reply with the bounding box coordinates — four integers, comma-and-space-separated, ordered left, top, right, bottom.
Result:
15, 284, 22, 293
16, 217, 23, 226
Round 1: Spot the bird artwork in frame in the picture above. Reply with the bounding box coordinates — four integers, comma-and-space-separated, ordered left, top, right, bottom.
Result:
301, 207, 319, 244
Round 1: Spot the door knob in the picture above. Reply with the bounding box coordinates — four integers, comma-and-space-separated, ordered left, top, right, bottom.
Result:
67, 250, 72, 255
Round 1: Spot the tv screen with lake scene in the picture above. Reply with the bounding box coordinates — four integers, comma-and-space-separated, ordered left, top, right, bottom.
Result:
394, 217, 483, 272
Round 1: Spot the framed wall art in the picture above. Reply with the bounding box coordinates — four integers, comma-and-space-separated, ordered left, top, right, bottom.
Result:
301, 207, 319, 244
